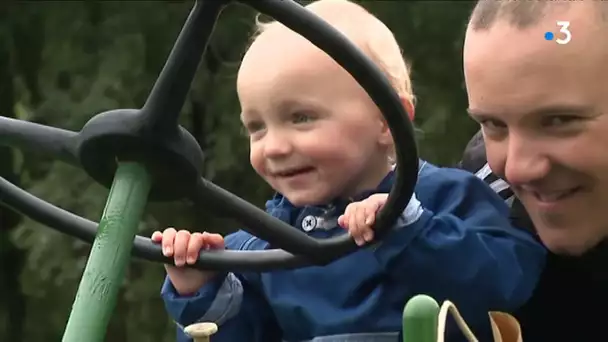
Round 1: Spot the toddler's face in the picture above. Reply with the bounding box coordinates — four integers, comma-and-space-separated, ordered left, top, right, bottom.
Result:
237, 28, 392, 206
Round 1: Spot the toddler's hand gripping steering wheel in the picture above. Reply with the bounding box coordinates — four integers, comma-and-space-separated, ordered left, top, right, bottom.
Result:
0, 0, 418, 272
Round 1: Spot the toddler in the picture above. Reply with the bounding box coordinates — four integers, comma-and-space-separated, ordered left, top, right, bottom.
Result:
154, 1, 546, 341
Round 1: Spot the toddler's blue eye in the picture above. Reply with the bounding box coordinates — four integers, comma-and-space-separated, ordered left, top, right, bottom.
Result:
292, 112, 313, 124
243, 121, 265, 135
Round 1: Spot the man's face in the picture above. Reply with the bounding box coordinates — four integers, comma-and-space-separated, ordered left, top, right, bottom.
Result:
464, 4, 608, 255
236, 27, 392, 207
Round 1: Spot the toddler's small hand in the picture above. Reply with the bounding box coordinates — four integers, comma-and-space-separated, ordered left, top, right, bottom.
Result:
338, 194, 388, 246
151, 228, 225, 266
151, 228, 225, 295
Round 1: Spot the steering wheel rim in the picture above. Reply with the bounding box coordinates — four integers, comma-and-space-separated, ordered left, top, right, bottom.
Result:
0, 0, 418, 271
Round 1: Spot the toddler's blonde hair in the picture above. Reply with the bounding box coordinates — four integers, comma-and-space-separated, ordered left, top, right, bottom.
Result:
251, 0, 416, 110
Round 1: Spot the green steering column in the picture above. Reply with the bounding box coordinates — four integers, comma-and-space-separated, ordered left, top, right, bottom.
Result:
403, 294, 440, 342
61, 162, 151, 342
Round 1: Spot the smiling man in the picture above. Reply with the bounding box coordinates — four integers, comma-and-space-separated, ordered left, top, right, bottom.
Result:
461, 0, 608, 341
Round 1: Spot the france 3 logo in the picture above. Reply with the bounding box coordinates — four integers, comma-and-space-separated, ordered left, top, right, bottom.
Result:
544, 21, 572, 45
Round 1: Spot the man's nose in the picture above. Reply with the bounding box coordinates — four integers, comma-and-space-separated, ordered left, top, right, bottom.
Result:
503, 136, 551, 186
262, 129, 292, 159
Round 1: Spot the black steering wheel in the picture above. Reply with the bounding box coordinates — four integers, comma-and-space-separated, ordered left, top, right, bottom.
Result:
0, 0, 418, 272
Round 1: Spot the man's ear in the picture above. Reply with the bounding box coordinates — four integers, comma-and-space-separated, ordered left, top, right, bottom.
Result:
378, 95, 415, 145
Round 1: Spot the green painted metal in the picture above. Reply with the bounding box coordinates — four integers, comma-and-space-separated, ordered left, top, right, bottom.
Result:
402, 294, 440, 342
61, 162, 151, 342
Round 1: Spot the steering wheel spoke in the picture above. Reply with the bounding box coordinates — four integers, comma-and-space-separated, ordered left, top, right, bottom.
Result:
191, 177, 326, 258
140, 0, 228, 136
0, 115, 80, 167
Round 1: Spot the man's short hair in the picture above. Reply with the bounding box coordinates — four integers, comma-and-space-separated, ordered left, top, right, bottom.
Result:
469, 0, 608, 31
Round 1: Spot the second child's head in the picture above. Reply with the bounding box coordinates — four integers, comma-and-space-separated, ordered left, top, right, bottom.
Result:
237, 0, 414, 206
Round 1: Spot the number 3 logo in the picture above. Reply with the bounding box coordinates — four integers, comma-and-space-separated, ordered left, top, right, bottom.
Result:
556, 21, 572, 45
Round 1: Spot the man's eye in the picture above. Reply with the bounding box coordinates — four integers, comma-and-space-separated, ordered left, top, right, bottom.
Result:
541, 115, 580, 128
480, 118, 507, 130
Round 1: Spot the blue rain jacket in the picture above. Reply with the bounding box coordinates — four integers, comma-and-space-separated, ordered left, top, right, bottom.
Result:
162, 161, 546, 342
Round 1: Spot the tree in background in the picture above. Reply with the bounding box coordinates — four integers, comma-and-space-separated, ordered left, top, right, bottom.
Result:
0, 5, 26, 341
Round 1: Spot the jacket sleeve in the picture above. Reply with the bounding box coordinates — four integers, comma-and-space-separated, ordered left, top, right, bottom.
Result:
372, 166, 546, 340
161, 232, 280, 342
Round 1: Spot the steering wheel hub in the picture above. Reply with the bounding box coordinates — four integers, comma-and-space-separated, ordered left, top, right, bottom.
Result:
77, 108, 205, 201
